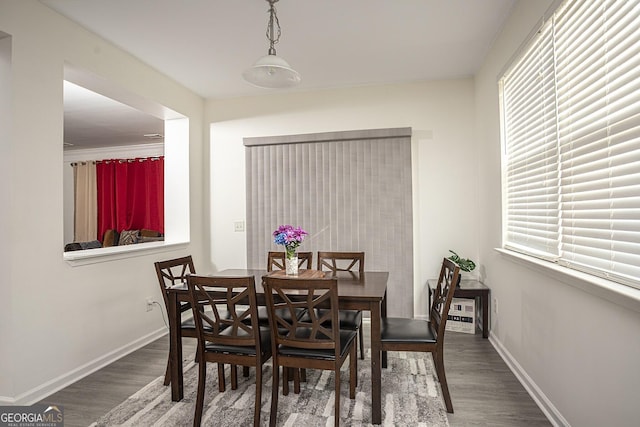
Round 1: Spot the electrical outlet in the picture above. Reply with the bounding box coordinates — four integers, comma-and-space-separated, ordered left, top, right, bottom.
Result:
234, 220, 245, 232
146, 298, 154, 312
493, 298, 498, 314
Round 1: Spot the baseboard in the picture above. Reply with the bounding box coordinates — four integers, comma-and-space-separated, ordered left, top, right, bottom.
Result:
489, 333, 570, 427
1, 327, 168, 406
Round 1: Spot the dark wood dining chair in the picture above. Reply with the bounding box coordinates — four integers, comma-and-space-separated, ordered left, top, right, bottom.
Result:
154, 256, 199, 386
263, 276, 357, 427
186, 275, 272, 427
265, 252, 313, 384
317, 251, 366, 359
267, 251, 313, 271
380, 257, 461, 413
257, 252, 314, 326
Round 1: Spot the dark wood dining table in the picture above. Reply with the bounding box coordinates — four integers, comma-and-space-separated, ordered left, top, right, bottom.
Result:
166, 268, 389, 425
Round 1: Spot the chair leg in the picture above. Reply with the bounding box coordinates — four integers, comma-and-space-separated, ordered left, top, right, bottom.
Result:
193, 356, 207, 427
269, 365, 280, 427
433, 351, 454, 413
231, 364, 238, 390
334, 366, 341, 427
217, 363, 226, 392
254, 364, 263, 427
282, 366, 289, 396
300, 368, 307, 382
243, 366, 250, 378
293, 368, 301, 394
349, 341, 356, 399
358, 325, 365, 360
194, 346, 200, 363
163, 356, 171, 386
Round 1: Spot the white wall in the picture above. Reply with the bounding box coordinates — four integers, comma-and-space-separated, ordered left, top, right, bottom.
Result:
206, 80, 479, 318
475, 1, 640, 426
0, 32, 14, 399
0, 0, 204, 404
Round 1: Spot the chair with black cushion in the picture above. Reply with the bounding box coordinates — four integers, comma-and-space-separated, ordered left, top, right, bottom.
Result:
317, 251, 366, 359
267, 251, 313, 272
380, 257, 461, 413
262, 276, 356, 427
265, 252, 314, 384
154, 256, 199, 386
186, 275, 271, 427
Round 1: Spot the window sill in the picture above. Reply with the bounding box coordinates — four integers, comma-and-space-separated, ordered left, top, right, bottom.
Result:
64, 241, 189, 266
495, 248, 640, 314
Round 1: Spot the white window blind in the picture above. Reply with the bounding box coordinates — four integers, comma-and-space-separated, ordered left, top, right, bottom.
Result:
501, 0, 640, 288
502, 18, 559, 260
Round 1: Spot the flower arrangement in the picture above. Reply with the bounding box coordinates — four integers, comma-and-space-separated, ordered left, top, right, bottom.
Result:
273, 225, 308, 259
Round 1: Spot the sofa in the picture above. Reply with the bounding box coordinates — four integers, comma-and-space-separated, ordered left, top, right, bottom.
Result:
64, 228, 164, 251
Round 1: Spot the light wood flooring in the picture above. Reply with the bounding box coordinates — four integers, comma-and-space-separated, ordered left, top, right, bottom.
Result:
39, 324, 551, 426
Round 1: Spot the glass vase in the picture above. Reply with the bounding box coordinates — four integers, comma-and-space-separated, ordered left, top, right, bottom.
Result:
285, 250, 298, 275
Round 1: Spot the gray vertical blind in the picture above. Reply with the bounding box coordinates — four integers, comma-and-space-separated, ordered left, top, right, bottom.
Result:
244, 128, 413, 317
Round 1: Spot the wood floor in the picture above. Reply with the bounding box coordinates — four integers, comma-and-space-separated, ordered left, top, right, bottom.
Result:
39, 324, 551, 426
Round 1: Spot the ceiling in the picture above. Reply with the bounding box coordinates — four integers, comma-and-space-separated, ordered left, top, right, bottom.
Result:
42, 0, 516, 149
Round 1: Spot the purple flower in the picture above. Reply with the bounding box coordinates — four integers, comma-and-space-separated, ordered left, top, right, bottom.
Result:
273, 225, 307, 257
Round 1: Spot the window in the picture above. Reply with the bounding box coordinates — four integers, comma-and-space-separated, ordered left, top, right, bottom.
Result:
62, 66, 191, 264
500, 0, 640, 289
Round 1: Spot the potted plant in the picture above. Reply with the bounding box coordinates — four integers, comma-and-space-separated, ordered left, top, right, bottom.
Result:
447, 250, 476, 286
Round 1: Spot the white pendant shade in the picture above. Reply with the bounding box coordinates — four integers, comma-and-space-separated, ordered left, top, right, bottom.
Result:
242, 54, 301, 89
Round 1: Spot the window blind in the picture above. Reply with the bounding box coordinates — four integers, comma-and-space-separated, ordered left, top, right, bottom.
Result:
502, 18, 559, 260
501, 0, 640, 288
244, 128, 414, 316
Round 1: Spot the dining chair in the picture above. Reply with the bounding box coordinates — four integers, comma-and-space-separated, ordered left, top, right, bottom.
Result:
255, 252, 314, 327
380, 257, 461, 413
186, 274, 271, 427
262, 276, 357, 427
265, 252, 313, 385
317, 251, 366, 359
267, 251, 313, 272
154, 256, 199, 386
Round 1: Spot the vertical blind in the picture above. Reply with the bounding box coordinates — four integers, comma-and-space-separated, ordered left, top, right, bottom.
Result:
501, 0, 640, 288
244, 128, 414, 316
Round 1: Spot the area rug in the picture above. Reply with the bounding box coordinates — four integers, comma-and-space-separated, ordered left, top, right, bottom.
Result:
90, 350, 450, 426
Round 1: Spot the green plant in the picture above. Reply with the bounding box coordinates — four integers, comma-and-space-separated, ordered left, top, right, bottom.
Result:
447, 250, 476, 272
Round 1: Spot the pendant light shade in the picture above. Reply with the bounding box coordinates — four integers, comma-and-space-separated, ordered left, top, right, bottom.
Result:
243, 54, 301, 88
243, 0, 301, 89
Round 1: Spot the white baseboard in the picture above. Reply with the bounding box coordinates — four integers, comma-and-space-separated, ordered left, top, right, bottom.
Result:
0, 327, 168, 406
489, 333, 570, 427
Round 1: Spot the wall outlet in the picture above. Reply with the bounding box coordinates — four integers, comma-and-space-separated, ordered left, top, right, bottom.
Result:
493, 297, 498, 314
234, 220, 245, 232
146, 298, 154, 312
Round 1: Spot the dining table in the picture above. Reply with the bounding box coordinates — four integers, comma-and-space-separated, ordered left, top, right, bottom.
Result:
166, 268, 389, 425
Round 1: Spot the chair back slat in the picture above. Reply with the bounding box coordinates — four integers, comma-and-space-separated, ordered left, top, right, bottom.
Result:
187, 275, 262, 350
263, 277, 341, 354
154, 256, 196, 308
429, 258, 461, 339
317, 251, 365, 274
267, 251, 313, 272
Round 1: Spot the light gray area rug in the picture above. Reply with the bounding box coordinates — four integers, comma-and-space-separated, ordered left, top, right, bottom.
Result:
90, 351, 450, 426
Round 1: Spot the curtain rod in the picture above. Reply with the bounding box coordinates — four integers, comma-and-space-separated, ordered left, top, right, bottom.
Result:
70, 156, 162, 167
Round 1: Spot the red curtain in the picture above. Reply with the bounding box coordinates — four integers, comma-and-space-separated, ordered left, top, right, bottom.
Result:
96, 157, 164, 242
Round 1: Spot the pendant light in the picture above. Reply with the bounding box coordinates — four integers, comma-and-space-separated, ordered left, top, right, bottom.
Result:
242, 0, 301, 88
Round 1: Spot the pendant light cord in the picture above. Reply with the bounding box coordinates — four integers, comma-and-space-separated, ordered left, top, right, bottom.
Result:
266, 0, 281, 56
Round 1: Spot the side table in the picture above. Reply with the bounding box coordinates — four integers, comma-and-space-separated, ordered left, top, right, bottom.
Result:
427, 279, 491, 338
